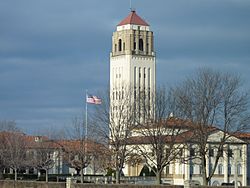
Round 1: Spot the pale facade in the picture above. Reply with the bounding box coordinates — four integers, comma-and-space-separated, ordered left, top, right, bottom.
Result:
124, 127, 248, 186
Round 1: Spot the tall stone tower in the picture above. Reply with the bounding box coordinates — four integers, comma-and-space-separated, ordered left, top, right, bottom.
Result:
110, 10, 156, 123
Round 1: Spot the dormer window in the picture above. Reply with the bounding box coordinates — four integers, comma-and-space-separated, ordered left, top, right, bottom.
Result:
35, 136, 42, 142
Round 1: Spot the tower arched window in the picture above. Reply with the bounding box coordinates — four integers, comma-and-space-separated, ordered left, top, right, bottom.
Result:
118, 39, 122, 51
139, 39, 143, 51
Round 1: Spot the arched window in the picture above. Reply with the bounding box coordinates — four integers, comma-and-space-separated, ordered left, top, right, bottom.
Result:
218, 164, 223, 175
139, 39, 143, 51
212, 181, 220, 186
118, 39, 122, 51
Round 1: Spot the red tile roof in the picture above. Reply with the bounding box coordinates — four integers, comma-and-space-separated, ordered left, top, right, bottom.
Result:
118, 10, 149, 26
234, 132, 250, 142
127, 130, 195, 145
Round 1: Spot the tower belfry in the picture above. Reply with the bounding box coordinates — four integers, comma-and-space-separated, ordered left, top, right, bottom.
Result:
110, 10, 156, 123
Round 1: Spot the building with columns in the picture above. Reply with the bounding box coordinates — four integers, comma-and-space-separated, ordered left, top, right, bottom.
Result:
124, 118, 248, 186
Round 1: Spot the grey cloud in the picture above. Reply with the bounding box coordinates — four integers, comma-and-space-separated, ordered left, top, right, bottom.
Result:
0, 0, 249, 134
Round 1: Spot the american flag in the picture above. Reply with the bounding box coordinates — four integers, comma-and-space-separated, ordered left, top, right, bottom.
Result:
86, 95, 102, 105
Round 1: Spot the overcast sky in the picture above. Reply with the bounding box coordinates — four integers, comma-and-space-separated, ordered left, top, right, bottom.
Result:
0, 0, 250, 135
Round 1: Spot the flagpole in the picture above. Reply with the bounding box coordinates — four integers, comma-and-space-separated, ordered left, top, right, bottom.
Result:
85, 90, 88, 175
85, 90, 88, 140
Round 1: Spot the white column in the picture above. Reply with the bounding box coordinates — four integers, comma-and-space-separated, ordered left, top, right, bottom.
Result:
242, 144, 247, 186
206, 152, 209, 183
224, 144, 229, 183
184, 147, 190, 181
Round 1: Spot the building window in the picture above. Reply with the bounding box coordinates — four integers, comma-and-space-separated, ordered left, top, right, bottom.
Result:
218, 164, 223, 175
190, 164, 194, 175
115, 44, 117, 52
228, 149, 233, 157
118, 39, 122, 51
209, 149, 214, 157
179, 164, 183, 174
228, 164, 231, 175
139, 39, 143, 51
166, 165, 169, 175
190, 148, 195, 156
179, 148, 183, 157
123, 42, 125, 51
239, 149, 242, 158
209, 164, 213, 173
237, 164, 242, 175
199, 165, 202, 174
212, 181, 220, 186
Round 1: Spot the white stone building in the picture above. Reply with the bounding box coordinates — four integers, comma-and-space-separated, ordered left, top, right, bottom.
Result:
123, 118, 248, 186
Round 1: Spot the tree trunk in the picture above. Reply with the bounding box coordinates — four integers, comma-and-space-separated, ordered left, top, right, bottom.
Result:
201, 157, 208, 185
115, 170, 120, 184
14, 168, 17, 181
202, 175, 208, 186
80, 169, 84, 183
201, 165, 208, 186
45, 169, 48, 182
156, 171, 161, 185
0, 170, 3, 180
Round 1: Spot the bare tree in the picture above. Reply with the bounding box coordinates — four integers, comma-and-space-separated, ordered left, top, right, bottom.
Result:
0, 120, 21, 180
89, 144, 112, 175
0, 133, 5, 180
172, 68, 250, 185
0, 120, 20, 132
27, 137, 59, 182
62, 117, 92, 183
131, 87, 189, 184
92, 88, 136, 184
2, 132, 27, 181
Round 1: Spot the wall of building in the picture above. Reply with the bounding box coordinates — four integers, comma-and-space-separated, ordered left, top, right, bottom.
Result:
0, 180, 184, 188
0, 180, 66, 188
